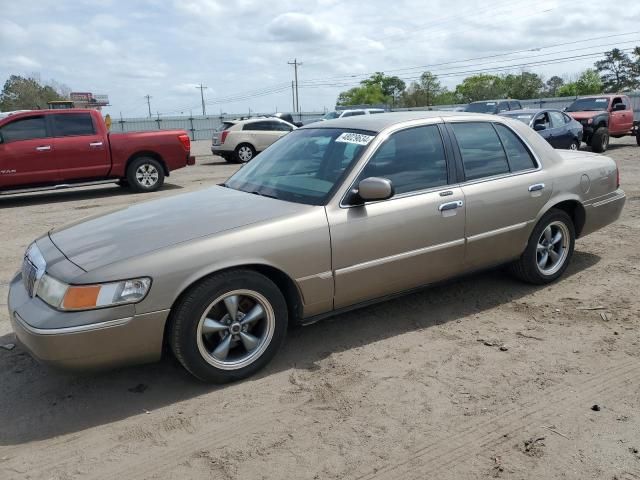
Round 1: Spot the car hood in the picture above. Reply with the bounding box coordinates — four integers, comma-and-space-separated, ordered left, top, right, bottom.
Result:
49, 186, 309, 271
566, 111, 606, 121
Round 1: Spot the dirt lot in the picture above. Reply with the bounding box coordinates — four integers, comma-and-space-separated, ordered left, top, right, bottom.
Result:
1, 138, 639, 480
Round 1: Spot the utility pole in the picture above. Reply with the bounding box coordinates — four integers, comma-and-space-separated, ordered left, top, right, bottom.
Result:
144, 94, 152, 118
288, 59, 302, 113
291, 81, 295, 113
196, 83, 208, 116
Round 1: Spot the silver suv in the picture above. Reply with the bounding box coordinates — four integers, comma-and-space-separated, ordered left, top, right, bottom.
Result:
211, 117, 296, 163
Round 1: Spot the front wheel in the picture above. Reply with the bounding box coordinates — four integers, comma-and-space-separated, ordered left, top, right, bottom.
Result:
591, 127, 609, 153
169, 270, 288, 383
126, 157, 165, 193
568, 139, 580, 150
509, 209, 575, 285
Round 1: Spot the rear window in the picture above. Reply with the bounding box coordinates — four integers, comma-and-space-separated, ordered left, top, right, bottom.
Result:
216, 122, 236, 132
53, 113, 95, 136
451, 122, 510, 180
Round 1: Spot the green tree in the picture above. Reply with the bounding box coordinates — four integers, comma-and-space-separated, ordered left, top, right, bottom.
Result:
399, 71, 445, 107
454, 74, 505, 102
594, 48, 636, 92
556, 69, 603, 97
502, 72, 544, 99
360, 72, 406, 105
336, 83, 387, 106
545, 75, 564, 96
0, 74, 67, 111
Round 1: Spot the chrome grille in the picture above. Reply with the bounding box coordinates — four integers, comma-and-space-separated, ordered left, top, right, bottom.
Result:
22, 257, 38, 297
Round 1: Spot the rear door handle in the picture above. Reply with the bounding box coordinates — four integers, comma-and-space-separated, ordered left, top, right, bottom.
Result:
89, 141, 104, 147
528, 183, 545, 192
35, 145, 51, 151
438, 200, 464, 212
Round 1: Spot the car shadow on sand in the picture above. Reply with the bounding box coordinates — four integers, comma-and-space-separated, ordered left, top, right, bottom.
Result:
0, 183, 184, 209
0, 251, 600, 445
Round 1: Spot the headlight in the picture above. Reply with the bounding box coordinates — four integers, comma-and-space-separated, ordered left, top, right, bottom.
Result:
36, 276, 151, 311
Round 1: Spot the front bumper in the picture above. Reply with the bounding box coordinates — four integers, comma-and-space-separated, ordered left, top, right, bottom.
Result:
8, 272, 169, 371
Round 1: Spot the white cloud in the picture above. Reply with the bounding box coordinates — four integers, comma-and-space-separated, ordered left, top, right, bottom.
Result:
267, 13, 335, 42
2, 55, 41, 69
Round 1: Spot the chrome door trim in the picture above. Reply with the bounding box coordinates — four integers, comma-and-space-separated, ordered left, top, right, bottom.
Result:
438, 200, 464, 212
89, 141, 104, 147
35, 145, 52, 151
528, 183, 546, 192
335, 238, 465, 276
467, 221, 529, 243
295, 271, 333, 282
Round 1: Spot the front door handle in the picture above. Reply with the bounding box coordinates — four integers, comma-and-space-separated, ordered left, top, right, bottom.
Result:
89, 141, 104, 147
35, 145, 51, 151
438, 200, 464, 212
528, 183, 545, 192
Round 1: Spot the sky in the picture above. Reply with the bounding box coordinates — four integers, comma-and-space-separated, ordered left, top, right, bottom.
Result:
1, 0, 639, 118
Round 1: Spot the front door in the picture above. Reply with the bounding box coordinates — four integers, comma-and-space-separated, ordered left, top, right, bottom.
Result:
609, 97, 634, 135
0, 114, 58, 189
447, 121, 552, 270
51, 112, 110, 181
327, 124, 466, 309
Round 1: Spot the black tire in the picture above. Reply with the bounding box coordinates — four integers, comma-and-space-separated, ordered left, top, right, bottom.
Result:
234, 143, 255, 163
117, 179, 129, 188
568, 139, 580, 151
590, 127, 609, 153
169, 270, 288, 383
509, 209, 575, 285
636, 129, 639, 147
126, 157, 165, 193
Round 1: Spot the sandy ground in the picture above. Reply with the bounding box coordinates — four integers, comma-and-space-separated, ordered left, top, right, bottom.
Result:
0, 138, 639, 480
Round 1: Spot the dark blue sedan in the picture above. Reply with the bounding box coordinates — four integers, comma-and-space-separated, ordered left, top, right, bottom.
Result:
500, 109, 583, 150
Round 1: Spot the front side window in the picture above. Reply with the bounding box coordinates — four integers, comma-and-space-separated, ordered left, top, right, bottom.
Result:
451, 122, 510, 180
243, 121, 269, 131
53, 113, 95, 136
225, 128, 373, 205
0, 116, 47, 142
533, 112, 551, 129
494, 124, 536, 172
357, 125, 448, 195
271, 121, 293, 132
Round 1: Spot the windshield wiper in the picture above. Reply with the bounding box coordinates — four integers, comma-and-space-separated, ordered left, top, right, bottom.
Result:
249, 190, 278, 199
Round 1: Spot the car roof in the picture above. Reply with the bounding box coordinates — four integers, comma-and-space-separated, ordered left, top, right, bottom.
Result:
301, 111, 495, 133
502, 108, 564, 115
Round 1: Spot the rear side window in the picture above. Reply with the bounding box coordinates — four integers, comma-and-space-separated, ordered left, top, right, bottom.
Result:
218, 122, 236, 131
358, 125, 448, 195
494, 124, 537, 172
342, 111, 366, 117
0, 116, 47, 142
53, 113, 95, 136
451, 122, 510, 180
243, 121, 270, 131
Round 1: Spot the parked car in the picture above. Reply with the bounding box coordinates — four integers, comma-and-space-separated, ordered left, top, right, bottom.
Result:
0, 109, 194, 195
270, 112, 303, 128
565, 95, 638, 153
321, 108, 385, 120
464, 99, 522, 114
500, 109, 583, 150
211, 117, 296, 163
9, 112, 625, 382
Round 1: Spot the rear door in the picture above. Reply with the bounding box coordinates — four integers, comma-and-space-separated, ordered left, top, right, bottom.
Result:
0, 114, 58, 188
52, 112, 110, 181
447, 121, 551, 270
548, 110, 572, 148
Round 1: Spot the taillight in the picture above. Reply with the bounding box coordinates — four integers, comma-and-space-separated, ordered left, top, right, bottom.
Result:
178, 134, 190, 151
220, 130, 229, 144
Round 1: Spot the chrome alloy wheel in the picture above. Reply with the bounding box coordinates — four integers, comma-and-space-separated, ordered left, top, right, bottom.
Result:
135, 163, 160, 187
196, 289, 275, 370
238, 145, 253, 162
536, 221, 570, 276
569, 141, 579, 150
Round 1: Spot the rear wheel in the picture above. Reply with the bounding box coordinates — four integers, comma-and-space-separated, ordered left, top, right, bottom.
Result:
169, 270, 288, 383
509, 209, 575, 285
126, 157, 165, 192
591, 127, 609, 153
235, 143, 255, 163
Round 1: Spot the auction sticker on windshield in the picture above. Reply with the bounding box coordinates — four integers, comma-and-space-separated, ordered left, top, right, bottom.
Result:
335, 132, 375, 145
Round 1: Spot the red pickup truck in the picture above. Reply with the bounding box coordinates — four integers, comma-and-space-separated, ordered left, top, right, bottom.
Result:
565, 94, 639, 153
0, 109, 195, 195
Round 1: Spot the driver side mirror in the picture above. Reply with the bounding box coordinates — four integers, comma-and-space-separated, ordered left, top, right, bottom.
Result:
349, 177, 394, 205
613, 103, 626, 111
534, 123, 546, 131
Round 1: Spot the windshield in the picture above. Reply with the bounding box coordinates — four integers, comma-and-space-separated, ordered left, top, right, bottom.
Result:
465, 102, 499, 113
225, 128, 375, 205
322, 111, 340, 120
500, 112, 533, 124
566, 98, 609, 112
